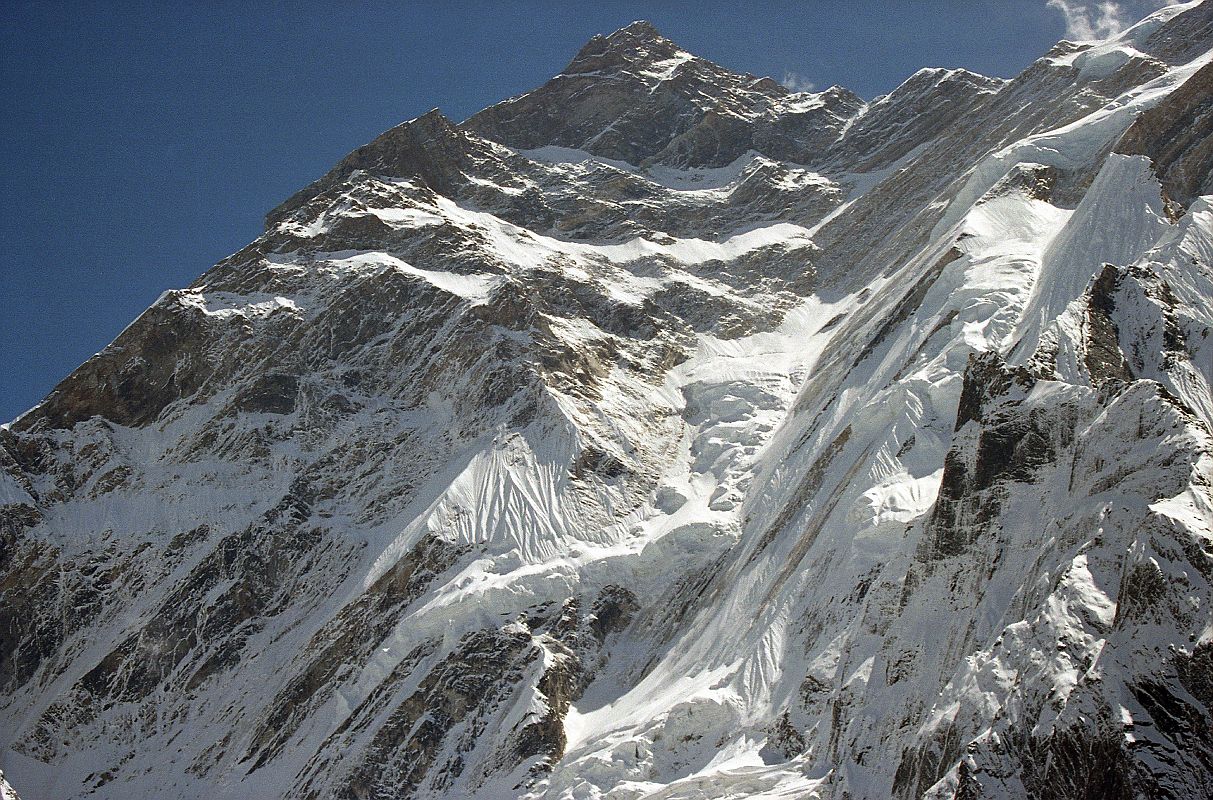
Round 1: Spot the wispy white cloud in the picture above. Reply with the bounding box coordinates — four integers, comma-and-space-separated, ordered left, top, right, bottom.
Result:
1046, 0, 1130, 40
1046, 0, 1180, 41
781, 71, 817, 93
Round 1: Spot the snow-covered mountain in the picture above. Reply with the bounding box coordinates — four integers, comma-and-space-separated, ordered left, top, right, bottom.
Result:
3, 4, 1212, 798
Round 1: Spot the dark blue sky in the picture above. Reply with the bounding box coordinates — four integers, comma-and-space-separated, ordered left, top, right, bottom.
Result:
0, 1, 1149, 422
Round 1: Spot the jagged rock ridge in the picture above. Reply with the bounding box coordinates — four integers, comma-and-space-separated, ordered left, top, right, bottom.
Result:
2, 4, 1212, 799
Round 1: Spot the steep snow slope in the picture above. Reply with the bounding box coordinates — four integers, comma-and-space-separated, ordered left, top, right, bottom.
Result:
2, 3, 1212, 799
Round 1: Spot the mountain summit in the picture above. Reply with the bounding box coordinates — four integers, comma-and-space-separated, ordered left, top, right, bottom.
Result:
3, 3, 1213, 799
464, 19, 863, 167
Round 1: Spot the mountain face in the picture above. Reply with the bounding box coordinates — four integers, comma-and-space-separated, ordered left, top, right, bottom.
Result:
2, 4, 1213, 799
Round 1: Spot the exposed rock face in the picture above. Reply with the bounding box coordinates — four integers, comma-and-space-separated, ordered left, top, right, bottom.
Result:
2, 4, 1212, 800
1116, 59, 1213, 207
464, 21, 865, 169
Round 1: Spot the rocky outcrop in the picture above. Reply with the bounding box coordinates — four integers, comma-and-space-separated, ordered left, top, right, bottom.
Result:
464, 21, 864, 169
0, 770, 20, 800
1116, 59, 1213, 208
